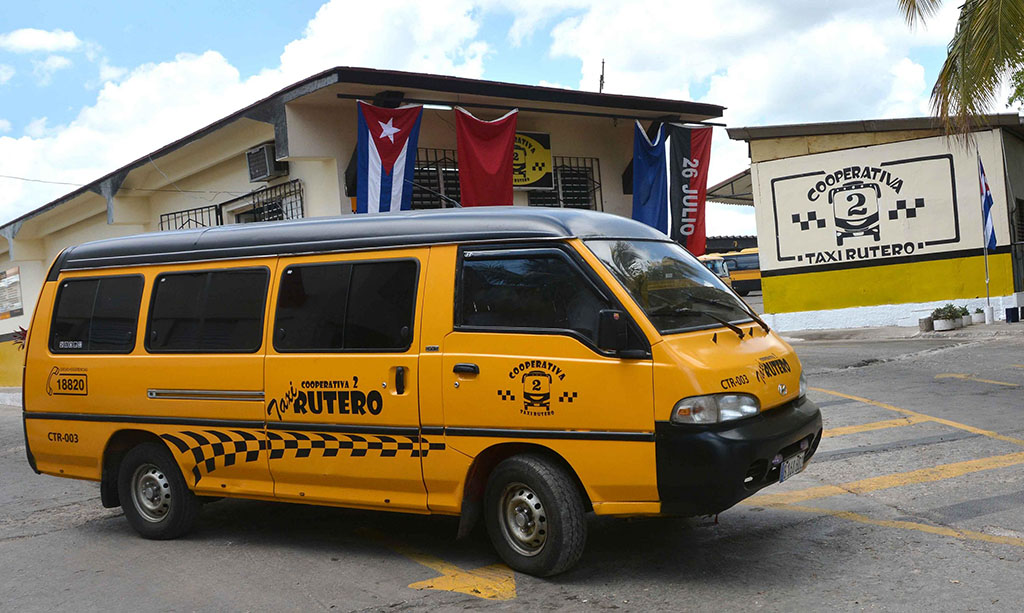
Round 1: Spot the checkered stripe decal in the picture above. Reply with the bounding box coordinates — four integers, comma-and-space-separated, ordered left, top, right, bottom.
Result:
161, 429, 445, 485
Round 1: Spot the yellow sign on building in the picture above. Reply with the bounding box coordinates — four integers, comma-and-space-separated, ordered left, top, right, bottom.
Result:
513, 132, 553, 189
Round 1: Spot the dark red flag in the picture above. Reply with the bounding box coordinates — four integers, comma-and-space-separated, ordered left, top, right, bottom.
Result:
455, 107, 518, 206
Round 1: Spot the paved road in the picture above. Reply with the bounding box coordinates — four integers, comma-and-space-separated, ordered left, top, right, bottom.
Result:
2, 330, 1023, 611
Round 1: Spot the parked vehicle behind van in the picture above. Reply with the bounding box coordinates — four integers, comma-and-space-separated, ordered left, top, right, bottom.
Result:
721, 248, 761, 296
22, 208, 820, 576
698, 253, 732, 287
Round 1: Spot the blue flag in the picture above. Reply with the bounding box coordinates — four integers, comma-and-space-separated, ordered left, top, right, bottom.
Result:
978, 155, 997, 251
631, 121, 669, 235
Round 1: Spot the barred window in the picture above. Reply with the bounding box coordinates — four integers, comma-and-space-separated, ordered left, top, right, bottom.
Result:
232, 179, 304, 223
527, 157, 602, 210
411, 148, 460, 209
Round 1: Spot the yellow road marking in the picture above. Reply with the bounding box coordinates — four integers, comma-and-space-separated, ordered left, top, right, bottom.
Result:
783, 505, 1024, 549
823, 415, 927, 438
809, 387, 1024, 447
935, 373, 1020, 387
1011, 365, 1024, 369
748, 451, 1024, 506
362, 529, 516, 600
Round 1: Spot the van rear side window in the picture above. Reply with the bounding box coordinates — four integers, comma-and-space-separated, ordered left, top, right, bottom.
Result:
50, 275, 144, 353
147, 269, 269, 353
274, 260, 417, 352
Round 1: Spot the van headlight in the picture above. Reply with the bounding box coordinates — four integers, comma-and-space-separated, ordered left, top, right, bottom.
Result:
799, 372, 808, 399
671, 394, 761, 424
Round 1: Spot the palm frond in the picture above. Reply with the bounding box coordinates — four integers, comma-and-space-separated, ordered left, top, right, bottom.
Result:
931, 0, 1024, 139
899, 0, 944, 26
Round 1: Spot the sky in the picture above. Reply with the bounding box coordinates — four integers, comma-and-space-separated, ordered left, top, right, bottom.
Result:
0, 0, 1017, 235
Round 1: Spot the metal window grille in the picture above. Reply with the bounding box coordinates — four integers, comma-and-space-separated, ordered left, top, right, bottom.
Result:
527, 157, 602, 210
232, 179, 304, 223
158, 204, 223, 231
412, 148, 461, 209
158, 180, 304, 231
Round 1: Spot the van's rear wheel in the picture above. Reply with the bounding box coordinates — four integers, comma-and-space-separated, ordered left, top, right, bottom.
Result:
484, 454, 587, 577
118, 442, 200, 539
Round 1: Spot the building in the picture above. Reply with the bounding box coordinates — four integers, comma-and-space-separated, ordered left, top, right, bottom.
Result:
0, 66, 723, 384
729, 114, 1024, 330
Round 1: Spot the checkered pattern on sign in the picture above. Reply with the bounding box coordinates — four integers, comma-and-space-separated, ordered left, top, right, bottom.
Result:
888, 198, 925, 220
558, 391, 578, 403
498, 389, 516, 401
792, 211, 826, 231
161, 429, 445, 485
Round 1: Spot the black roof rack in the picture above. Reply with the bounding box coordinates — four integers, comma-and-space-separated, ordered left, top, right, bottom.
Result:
49, 208, 668, 279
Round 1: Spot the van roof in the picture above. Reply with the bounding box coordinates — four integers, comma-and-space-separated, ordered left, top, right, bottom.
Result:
50, 207, 670, 278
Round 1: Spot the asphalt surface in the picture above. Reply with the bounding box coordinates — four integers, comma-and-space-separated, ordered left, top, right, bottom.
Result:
2, 325, 1023, 611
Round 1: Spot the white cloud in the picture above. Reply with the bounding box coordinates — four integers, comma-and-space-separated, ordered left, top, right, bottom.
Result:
0, 28, 82, 53
0, 0, 492, 222
0, 64, 13, 85
32, 55, 72, 85
98, 60, 127, 83
0, 119, 11, 133
545, 0, 962, 183
24, 117, 50, 138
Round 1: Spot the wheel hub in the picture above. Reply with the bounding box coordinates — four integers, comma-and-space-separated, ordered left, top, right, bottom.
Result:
131, 463, 172, 523
499, 483, 547, 557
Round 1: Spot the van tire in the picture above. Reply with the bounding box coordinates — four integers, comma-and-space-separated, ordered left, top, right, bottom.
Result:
117, 442, 200, 540
484, 454, 587, 577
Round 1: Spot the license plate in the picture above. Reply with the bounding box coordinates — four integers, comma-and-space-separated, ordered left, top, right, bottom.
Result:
779, 452, 805, 483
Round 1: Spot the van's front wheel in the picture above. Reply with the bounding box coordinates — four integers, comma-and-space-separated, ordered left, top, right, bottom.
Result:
484, 454, 587, 576
118, 442, 200, 539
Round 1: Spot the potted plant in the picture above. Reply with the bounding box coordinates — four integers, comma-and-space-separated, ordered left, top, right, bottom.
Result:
972, 307, 986, 324
959, 305, 971, 326
931, 305, 958, 331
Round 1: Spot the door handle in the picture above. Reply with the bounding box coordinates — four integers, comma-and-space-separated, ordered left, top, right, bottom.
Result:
395, 366, 405, 395
453, 363, 480, 375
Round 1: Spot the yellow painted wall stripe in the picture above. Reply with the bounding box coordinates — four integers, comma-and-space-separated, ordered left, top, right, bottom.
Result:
785, 505, 1024, 549
823, 415, 926, 438
810, 387, 1024, 447
749, 451, 1024, 506
762, 252, 1014, 313
936, 373, 1020, 387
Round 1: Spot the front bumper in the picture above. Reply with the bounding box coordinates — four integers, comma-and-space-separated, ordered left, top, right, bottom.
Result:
656, 396, 822, 516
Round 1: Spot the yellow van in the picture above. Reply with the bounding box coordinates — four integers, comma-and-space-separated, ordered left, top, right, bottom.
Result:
22, 209, 820, 576
697, 253, 732, 287
721, 248, 760, 296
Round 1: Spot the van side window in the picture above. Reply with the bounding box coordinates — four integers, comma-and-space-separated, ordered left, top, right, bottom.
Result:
147, 269, 269, 353
274, 260, 417, 352
459, 254, 610, 342
50, 275, 144, 353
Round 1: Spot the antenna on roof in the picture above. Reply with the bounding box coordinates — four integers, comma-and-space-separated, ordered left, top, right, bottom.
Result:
599, 59, 605, 93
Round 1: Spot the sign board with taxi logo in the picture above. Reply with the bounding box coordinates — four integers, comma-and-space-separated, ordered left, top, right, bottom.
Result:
513, 132, 553, 190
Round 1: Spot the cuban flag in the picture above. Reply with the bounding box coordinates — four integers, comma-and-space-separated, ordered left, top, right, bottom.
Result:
356, 101, 423, 214
978, 155, 997, 251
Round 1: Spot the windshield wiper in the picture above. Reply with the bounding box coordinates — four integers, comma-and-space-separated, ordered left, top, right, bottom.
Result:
648, 306, 746, 339
687, 294, 771, 334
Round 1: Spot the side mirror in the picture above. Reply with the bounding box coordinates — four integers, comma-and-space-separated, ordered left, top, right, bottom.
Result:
597, 309, 628, 352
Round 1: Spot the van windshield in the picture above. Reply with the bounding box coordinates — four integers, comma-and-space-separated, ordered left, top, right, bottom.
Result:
586, 239, 753, 335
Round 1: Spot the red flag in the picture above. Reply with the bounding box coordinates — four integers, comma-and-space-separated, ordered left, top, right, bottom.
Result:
455, 107, 518, 206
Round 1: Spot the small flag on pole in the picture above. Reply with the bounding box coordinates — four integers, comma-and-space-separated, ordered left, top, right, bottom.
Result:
978, 155, 997, 251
